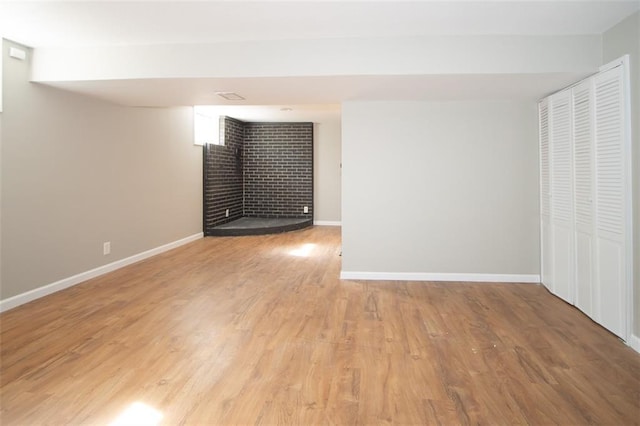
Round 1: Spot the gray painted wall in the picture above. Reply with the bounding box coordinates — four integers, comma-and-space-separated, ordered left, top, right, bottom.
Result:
313, 117, 341, 223
1, 39, 202, 301
341, 100, 539, 276
602, 11, 640, 338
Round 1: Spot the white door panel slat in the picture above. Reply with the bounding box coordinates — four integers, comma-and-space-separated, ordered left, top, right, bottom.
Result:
595, 68, 624, 238
539, 100, 552, 288
549, 91, 573, 303
573, 82, 592, 228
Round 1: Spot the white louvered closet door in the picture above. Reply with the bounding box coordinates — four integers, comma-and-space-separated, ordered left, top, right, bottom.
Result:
539, 58, 631, 341
572, 80, 595, 318
539, 100, 553, 289
593, 66, 628, 339
549, 91, 573, 304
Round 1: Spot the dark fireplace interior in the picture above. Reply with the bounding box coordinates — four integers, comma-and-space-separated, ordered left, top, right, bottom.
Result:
203, 117, 313, 236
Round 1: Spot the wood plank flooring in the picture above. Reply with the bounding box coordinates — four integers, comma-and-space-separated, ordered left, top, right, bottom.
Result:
1, 226, 639, 425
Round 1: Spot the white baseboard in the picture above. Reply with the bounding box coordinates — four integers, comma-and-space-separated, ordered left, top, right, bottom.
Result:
339, 271, 540, 283
0, 232, 203, 313
314, 220, 341, 226
628, 334, 640, 354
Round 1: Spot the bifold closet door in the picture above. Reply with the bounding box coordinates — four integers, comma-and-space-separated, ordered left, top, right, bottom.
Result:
572, 80, 595, 318
539, 100, 553, 289
549, 91, 573, 304
540, 60, 630, 341
593, 66, 628, 339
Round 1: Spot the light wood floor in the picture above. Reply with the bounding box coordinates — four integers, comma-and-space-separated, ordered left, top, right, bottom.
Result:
1, 226, 639, 425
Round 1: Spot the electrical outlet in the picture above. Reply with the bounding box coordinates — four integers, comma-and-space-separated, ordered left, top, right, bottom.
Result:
103, 242, 111, 255
225, 209, 229, 217
303, 206, 309, 214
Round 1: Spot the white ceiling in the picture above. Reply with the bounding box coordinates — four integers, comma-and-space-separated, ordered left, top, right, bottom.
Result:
2, 1, 638, 111
44, 73, 588, 107
191, 104, 341, 123
2, 1, 638, 47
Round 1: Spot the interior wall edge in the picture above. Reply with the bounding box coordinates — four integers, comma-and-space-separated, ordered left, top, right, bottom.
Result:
339, 272, 541, 283
313, 221, 341, 226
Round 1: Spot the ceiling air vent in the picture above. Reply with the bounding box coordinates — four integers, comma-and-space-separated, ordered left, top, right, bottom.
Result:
215, 92, 245, 101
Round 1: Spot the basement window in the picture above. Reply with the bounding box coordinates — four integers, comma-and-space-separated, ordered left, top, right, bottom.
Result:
193, 106, 223, 146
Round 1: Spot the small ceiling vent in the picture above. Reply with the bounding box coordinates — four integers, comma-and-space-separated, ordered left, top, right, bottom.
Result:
215, 92, 245, 101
